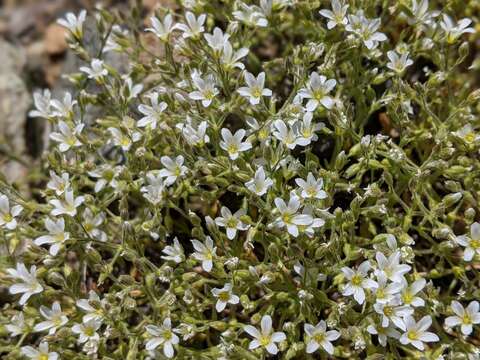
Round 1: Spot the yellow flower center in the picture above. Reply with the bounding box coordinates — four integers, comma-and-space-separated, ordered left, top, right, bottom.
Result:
251, 87, 262, 98
462, 314, 472, 325
402, 291, 413, 304
313, 90, 325, 100
407, 330, 418, 341
464, 132, 476, 143
39, 355, 49, 360
84, 326, 95, 337
260, 335, 271, 346
3, 214, 13, 222
227, 144, 238, 155
226, 218, 238, 228
282, 213, 292, 224
218, 291, 230, 302
383, 306, 394, 317
163, 330, 173, 340
313, 332, 325, 344
470, 239, 480, 249
351, 274, 362, 286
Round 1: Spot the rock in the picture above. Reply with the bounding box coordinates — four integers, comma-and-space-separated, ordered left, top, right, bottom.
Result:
45, 23, 68, 55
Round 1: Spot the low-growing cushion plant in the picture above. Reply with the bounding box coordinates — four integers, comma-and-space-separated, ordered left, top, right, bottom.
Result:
1, 0, 480, 358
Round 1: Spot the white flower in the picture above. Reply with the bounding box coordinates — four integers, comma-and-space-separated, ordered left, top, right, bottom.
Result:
191, 236, 217, 272
298, 72, 336, 111
177, 119, 210, 146
296, 112, 324, 146
399, 316, 439, 350
304, 320, 340, 354
145, 318, 180, 358
440, 14, 475, 44
138, 93, 168, 129
34, 218, 69, 256
87, 164, 122, 193
6, 312, 28, 337
373, 273, 404, 304
445, 301, 480, 336
0, 194, 23, 230
319, 0, 349, 29
189, 72, 219, 107
7, 263, 43, 305
146, 14, 176, 41
211, 283, 240, 312
219, 128, 252, 160
49, 190, 85, 217
215, 206, 250, 240
346, 11, 388, 50
387, 50, 414, 74
80, 59, 108, 80
158, 155, 188, 186
76, 290, 105, 323
72, 319, 101, 344
272, 195, 313, 237
295, 173, 328, 200
176, 12, 206, 38
373, 298, 413, 329
367, 323, 400, 347
34, 301, 68, 335
300, 206, 326, 238
103, 25, 129, 53
123, 77, 143, 101
51, 92, 77, 118
204, 27, 230, 52
29, 89, 53, 118
456, 222, 480, 261
108, 127, 141, 151
82, 209, 107, 241
374, 250, 411, 283
244, 315, 286, 355
407, 0, 440, 26
237, 71, 272, 105
161, 237, 185, 263
57, 10, 86, 38
245, 166, 273, 196
141, 171, 165, 205
21, 342, 58, 360
341, 260, 378, 304
455, 124, 480, 144
272, 120, 298, 149
399, 278, 426, 307
49, 121, 83, 152
233, 3, 268, 27
47, 171, 70, 196
221, 42, 249, 70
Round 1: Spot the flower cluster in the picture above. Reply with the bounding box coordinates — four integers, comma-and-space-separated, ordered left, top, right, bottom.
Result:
1, 0, 480, 359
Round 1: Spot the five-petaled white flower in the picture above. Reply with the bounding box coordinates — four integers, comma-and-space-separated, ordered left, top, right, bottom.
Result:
245, 166, 273, 196
29, 89, 53, 118
191, 236, 217, 272
387, 50, 414, 74
49, 121, 83, 152
189, 72, 219, 107
304, 320, 340, 354
146, 14, 177, 41
399, 315, 439, 350
221, 42, 249, 70
57, 10, 86, 38
138, 93, 168, 129
47, 171, 70, 196
158, 155, 188, 186
72, 319, 102, 344
445, 300, 480, 336
34, 301, 68, 335
176, 12, 206, 38
244, 315, 286, 355
233, 3, 268, 27
373, 273, 404, 304
272, 195, 313, 237
400, 278, 426, 307
346, 11, 388, 50
161, 237, 185, 263
6, 312, 28, 337
373, 298, 414, 329
7, 263, 43, 305
456, 222, 480, 261
220, 128, 252, 160
145, 318, 180, 359
49, 190, 85, 217
374, 250, 411, 283
215, 206, 250, 240
366, 323, 400, 347
80, 59, 108, 80
296, 112, 324, 146
21, 342, 58, 360
141, 171, 164, 205
341, 260, 378, 304
0, 194, 23, 230
51, 92, 77, 118
108, 127, 142, 151
204, 27, 230, 53
298, 72, 336, 111
440, 14, 475, 44
272, 120, 298, 150
34, 218, 69, 256
319, 0, 349, 29
295, 173, 328, 200
211, 283, 240, 312
237, 71, 272, 105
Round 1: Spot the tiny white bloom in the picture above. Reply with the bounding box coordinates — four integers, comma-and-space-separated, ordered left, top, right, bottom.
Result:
367, 323, 400, 347
455, 124, 480, 144
82, 209, 107, 241
123, 77, 143, 101
146, 14, 176, 41
374, 250, 411, 283
341, 260, 378, 304
51, 92, 77, 118
456, 222, 480, 261
6, 312, 28, 337
7, 263, 43, 305
158, 155, 188, 186
108, 127, 141, 151
191, 236, 217, 272
76, 290, 105, 323
440, 14, 475, 44
245, 166, 273, 196
145, 318, 180, 358
189, 72, 219, 107
400, 278, 426, 307
244, 315, 286, 355
295, 173, 328, 200
304, 320, 340, 354
177, 119, 210, 146
138, 93, 168, 129
161, 237, 185, 263
233, 3, 268, 27
272, 120, 298, 149
72, 319, 102, 344
220, 128, 252, 160
204, 27, 230, 52
57, 10, 86, 38
49, 190, 84, 217
87, 164, 122, 193
373, 273, 404, 304
373, 298, 413, 329
237, 71, 272, 105
272, 195, 313, 237
0, 194, 23, 230
298, 72, 336, 111
387, 50, 414, 74
47, 171, 70, 196
319, 0, 349, 29
211, 283, 240, 312
346, 11, 388, 50
80, 59, 108, 80
215, 206, 250, 239
399, 315, 439, 350
176, 12, 206, 38
29, 89, 53, 118
34, 218, 69, 256
21, 342, 58, 360
407, 0, 440, 26
445, 300, 480, 336
221, 41, 249, 70
296, 112, 324, 146
34, 301, 68, 335
49, 121, 83, 152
